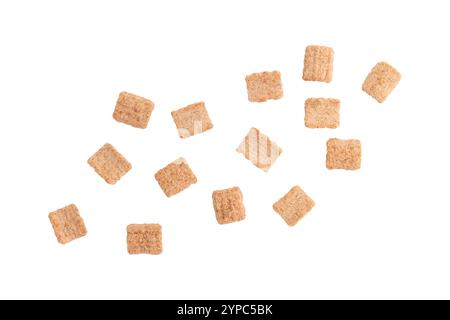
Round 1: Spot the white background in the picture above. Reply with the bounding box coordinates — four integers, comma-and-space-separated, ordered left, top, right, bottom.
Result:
0, 0, 449, 300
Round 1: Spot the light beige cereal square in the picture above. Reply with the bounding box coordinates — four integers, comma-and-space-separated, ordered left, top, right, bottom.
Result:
212, 187, 246, 224
273, 186, 315, 226
49, 204, 87, 244
305, 98, 340, 128
236, 127, 282, 172
245, 71, 283, 102
171, 102, 213, 139
154, 158, 197, 197
362, 62, 401, 103
302, 45, 334, 82
326, 138, 361, 170
127, 224, 162, 255
113, 92, 155, 129
88, 143, 132, 185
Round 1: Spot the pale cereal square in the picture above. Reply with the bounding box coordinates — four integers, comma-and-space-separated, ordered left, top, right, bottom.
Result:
302, 45, 334, 82
362, 62, 401, 103
212, 187, 246, 224
273, 186, 315, 226
49, 204, 87, 244
171, 102, 213, 139
326, 138, 361, 170
245, 71, 283, 102
127, 224, 162, 255
154, 158, 197, 197
304, 98, 340, 128
113, 92, 155, 129
88, 143, 132, 185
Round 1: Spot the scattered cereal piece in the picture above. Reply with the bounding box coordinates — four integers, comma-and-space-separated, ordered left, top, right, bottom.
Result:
212, 187, 246, 224
245, 71, 283, 102
273, 186, 315, 226
113, 92, 155, 129
304, 98, 340, 128
326, 138, 361, 170
302, 45, 334, 82
127, 224, 162, 255
49, 204, 87, 244
154, 158, 197, 197
171, 102, 213, 139
236, 127, 282, 172
87, 143, 132, 185
362, 62, 401, 103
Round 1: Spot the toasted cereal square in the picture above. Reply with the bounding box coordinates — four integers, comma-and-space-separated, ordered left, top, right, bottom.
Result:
113, 92, 155, 129
154, 158, 197, 197
49, 204, 87, 244
88, 143, 132, 185
305, 98, 340, 128
245, 71, 283, 102
362, 62, 401, 103
302, 45, 334, 82
127, 224, 162, 255
212, 187, 246, 224
326, 138, 361, 170
171, 102, 213, 139
236, 128, 282, 172
273, 186, 315, 226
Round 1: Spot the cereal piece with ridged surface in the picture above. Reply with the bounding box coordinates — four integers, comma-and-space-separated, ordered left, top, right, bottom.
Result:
273, 186, 315, 226
127, 224, 162, 255
302, 45, 334, 82
171, 102, 213, 139
326, 138, 361, 170
305, 98, 340, 128
362, 62, 401, 103
113, 92, 155, 129
245, 71, 283, 102
212, 187, 246, 224
154, 158, 197, 197
49, 204, 87, 244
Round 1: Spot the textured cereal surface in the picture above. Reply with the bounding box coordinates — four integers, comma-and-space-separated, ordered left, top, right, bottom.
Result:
127, 224, 162, 255
302, 45, 334, 82
88, 143, 132, 185
171, 102, 213, 138
212, 187, 246, 224
245, 71, 283, 102
236, 128, 282, 172
154, 158, 197, 197
49, 204, 87, 244
273, 186, 315, 226
362, 62, 401, 103
113, 92, 155, 129
305, 98, 340, 128
326, 138, 361, 170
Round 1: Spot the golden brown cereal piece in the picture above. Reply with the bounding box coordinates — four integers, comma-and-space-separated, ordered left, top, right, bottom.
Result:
362, 62, 401, 103
127, 224, 162, 255
273, 186, 315, 227
113, 92, 155, 129
212, 187, 246, 225
326, 138, 361, 170
245, 71, 283, 102
171, 102, 213, 139
236, 127, 282, 172
49, 204, 87, 244
154, 158, 197, 197
304, 98, 340, 128
302, 45, 334, 82
87, 143, 132, 185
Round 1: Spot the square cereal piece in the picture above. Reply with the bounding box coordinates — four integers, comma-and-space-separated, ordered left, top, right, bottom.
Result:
302, 45, 334, 82
127, 224, 162, 255
212, 187, 246, 224
245, 71, 283, 102
305, 98, 340, 129
362, 62, 401, 103
113, 92, 155, 129
273, 186, 315, 226
326, 138, 361, 170
171, 102, 213, 139
49, 204, 87, 244
88, 143, 132, 185
154, 158, 197, 197
236, 127, 282, 172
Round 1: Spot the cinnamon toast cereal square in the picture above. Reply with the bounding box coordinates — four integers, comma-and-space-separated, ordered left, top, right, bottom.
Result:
236, 128, 282, 172
273, 186, 315, 226
171, 102, 213, 139
326, 138, 361, 170
362, 62, 401, 103
245, 71, 283, 102
154, 158, 197, 197
302, 45, 334, 82
49, 204, 87, 244
88, 143, 132, 185
113, 92, 155, 129
127, 224, 162, 255
304, 98, 340, 128
212, 187, 246, 224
